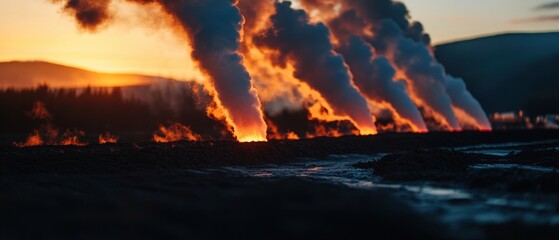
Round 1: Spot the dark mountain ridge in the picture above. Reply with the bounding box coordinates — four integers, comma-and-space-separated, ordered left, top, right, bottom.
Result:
435, 32, 559, 115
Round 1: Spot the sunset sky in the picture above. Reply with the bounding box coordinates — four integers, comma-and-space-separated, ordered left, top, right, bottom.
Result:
1, 0, 558, 80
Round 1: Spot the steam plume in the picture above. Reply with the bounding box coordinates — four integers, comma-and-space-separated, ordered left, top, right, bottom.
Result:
325, 9, 426, 131
336, 36, 428, 132
50, 0, 493, 138
53, 0, 268, 141
254, 1, 377, 135
301, 0, 490, 130
371, 20, 462, 129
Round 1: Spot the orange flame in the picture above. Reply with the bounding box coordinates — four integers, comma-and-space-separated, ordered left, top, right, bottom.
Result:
59, 129, 87, 146
153, 123, 201, 143
197, 71, 267, 142
15, 126, 88, 147
306, 125, 343, 139
244, 45, 373, 137
26, 101, 52, 120
99, 132, 119, 144
266, 120, 300, 140
14, 102, 88, 147
14, 130, 44, 147
452, 106, 492, 131
369, 100, 427, 133
286, 131, 300, 140
149, 15, 268, 143
248, 48, 377, 136
392, 70, 459, 131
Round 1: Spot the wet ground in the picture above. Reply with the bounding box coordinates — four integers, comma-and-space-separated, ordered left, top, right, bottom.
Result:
1, 131, 559, 239
218, 142, 559, 239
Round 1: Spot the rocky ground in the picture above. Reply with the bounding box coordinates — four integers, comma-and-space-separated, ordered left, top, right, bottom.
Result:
1, 130, 559, 239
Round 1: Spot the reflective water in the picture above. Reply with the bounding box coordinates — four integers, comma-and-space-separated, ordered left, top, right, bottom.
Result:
458, 139, 559, 156
214, 142, 559, 227
455, 139, 559, 152
471, 163, 555, 172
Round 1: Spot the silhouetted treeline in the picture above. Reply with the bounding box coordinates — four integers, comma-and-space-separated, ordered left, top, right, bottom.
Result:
0, 84, 231, 140
1, 83, 427, 142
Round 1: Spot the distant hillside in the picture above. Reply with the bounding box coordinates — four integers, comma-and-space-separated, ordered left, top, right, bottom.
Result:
0, 61, 172, 88
435, 32, 559, 115
0, 61, 199, 107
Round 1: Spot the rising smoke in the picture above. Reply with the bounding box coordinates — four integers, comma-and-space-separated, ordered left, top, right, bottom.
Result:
54, 0, 268, 141
336, 36, 428, 132
301, 0, 490, 130
51, 0, 491, 140
326, 9, 426, 131
51, 0, 113, 31
254, 1, 377, 135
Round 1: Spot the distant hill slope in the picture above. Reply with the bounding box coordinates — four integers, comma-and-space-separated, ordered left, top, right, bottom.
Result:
0, 61, 173, 88
0, 61, 202, 115
435, 32, 559, 115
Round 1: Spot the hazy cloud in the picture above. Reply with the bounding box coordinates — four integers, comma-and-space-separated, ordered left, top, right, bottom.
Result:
512, 15, 559, 24
513, 2, 559, 24
535, 2, 559, 10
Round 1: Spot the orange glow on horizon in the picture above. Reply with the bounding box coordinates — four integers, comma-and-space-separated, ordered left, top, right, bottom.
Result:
0, 0, 204, 81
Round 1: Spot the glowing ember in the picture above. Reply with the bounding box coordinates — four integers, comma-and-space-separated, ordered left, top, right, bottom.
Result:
238, 135, 268, 143
15, 126, 87, 147
153, 123, 201, 143
453, 106, 492, 131
99, 132, 119, 144
306, 125, 344, 139
14, 102, 88, 147
14, 130, 43, 147
60, 130, 87, 146
266, 120, 301, 140
286, 132, 300, 140
26, 101, 52, 120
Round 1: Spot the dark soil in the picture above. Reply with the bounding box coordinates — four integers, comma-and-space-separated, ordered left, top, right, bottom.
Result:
0, 171, 451, 240
2, 130, 559, 174
465, 168, 559, 193
507, 148, 559, 168
357, 147, 559, 193
2, 130, 559, 239
354, 149, 487, 181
